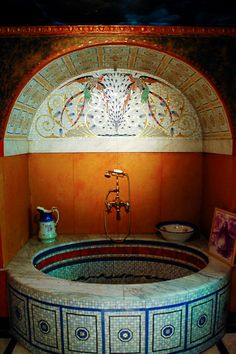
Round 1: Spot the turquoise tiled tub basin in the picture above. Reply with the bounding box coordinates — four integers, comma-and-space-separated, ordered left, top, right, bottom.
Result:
7, 236, 231, 354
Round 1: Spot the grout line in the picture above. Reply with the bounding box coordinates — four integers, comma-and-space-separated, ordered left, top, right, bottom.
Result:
216, 339, 230, 354
3, 337, 17, 354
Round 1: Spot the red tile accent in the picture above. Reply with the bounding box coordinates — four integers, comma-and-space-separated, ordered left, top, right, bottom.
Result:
35, 246, 207, 271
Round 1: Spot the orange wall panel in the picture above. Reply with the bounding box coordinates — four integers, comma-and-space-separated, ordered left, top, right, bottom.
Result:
73, 152, 163, 234
74, 153, 117, 234
29, 153, 75, 235
118, 153, 162, 233
160, 153, 203, 224
2, 155, 30, 265
201, 153, 234, 237
0, 155, 30, 316
28, 152, 202, 236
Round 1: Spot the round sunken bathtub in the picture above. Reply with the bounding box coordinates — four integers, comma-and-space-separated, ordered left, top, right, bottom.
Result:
7, 236, 231, 354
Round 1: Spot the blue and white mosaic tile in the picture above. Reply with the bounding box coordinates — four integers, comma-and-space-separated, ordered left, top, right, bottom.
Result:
9, 288, 29, 342
62, 308, 102, 353
106, 312, 145, 354
149, 305, 185, 353
187, 294, 216, 348
7, 236, 231, 354
28, 299, 62, 353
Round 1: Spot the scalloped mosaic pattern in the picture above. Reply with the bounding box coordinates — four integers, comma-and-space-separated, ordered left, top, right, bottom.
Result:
32, 240, 209, 283
9, 283, 229, 354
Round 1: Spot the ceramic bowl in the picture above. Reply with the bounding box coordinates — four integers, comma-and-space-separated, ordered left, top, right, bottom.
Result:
156, 221, 197, 242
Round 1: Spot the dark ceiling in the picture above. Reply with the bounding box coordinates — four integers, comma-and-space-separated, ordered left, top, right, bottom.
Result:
0, 0, 236, 27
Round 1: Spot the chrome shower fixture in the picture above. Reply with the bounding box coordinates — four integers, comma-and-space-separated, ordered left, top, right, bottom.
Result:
104, 169, 127, 178
104, 169, 131, 242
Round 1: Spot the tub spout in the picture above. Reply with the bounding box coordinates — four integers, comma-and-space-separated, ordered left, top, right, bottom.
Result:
107, 200, 130, 220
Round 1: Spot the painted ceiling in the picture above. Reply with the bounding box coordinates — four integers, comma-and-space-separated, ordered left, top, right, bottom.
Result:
1, 0, 236, 26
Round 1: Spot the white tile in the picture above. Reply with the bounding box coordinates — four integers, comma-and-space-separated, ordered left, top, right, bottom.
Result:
28, 136, 203, 153
4, 138, 29, 156
203, 138, 233, 155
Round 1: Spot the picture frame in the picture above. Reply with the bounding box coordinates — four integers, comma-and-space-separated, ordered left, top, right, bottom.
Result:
208, 208, 236, 266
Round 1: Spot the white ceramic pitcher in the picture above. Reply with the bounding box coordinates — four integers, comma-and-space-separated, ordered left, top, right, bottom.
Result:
37, 206, 59, 243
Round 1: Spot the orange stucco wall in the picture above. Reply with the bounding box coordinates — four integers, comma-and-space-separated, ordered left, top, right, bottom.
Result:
200, 149, 236, 311
0, 155, 30, 317
201, 153, 236, 236
28, 152, 203, 236
0, 155, 30, 266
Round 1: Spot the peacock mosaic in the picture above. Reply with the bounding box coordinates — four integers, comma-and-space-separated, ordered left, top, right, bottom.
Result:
29, 69, 201, 140
4, 44, 232, 155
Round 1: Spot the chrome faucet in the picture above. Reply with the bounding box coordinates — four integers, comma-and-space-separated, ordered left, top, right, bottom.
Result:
104, 169, 130, 219
104, 169, 131, 242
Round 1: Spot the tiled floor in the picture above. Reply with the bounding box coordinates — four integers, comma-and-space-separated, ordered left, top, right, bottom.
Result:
204, 333, 235, 353
0, 333, 235, 353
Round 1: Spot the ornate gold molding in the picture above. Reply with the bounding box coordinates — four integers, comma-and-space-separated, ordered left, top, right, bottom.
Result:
0, 25, 235, 37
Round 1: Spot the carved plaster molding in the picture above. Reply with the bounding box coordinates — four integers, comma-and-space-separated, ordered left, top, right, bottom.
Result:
0, 25, 235, 37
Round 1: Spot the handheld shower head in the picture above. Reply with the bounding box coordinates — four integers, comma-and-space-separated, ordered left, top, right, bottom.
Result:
113, 169, 124, 175
104, 169, 126, 178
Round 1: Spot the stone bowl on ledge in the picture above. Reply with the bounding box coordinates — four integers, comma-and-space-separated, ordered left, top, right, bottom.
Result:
156, 220, 197, 243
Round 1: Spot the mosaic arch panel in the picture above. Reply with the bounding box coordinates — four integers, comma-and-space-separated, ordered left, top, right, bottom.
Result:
4, 45, 232, 155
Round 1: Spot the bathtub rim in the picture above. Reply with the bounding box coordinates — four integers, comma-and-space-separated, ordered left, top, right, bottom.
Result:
6, 234, 231, 304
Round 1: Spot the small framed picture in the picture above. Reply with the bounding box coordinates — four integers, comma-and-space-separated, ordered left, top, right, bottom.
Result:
208, 208, 236, 265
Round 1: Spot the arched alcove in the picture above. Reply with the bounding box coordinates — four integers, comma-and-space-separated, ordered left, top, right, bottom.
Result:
4, 44, 232, 155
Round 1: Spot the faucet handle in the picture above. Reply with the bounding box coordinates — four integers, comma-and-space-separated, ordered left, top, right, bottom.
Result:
105, 201, 112, 212
125, 201, 130, 212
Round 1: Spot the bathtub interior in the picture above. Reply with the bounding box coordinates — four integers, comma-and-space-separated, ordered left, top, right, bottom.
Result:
33, 239, 209, 284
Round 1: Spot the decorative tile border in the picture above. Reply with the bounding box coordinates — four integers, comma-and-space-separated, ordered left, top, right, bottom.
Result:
0, 25, 235, 37
150, 306, 185, 352
8, 277, 230, 353
29, 300, 61, 352
9, 288, 29, 342
188, 295, 215, 346
215, 287, 229, 332
64, 311, 100, 353
107, 313, 143, 353
32, 240, 208, 283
